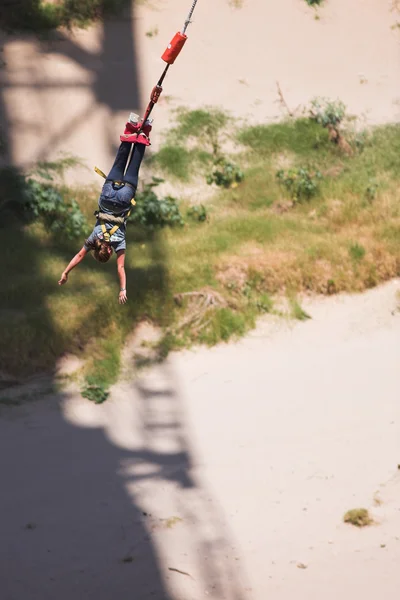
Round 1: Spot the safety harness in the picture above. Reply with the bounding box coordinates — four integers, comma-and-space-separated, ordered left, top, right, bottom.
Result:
93, 0, 201, 243
93, 167, 136, 243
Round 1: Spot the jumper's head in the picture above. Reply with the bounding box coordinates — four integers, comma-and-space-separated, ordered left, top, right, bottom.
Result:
93, 237, 113, 263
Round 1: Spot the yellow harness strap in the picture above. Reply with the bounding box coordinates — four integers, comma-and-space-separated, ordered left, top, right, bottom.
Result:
101, 222, 119, 243
94, 166, 107, 179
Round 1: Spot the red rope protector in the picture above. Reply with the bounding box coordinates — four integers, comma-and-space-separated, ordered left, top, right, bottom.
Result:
151, 85, 163, 104
161, 32, 188, 65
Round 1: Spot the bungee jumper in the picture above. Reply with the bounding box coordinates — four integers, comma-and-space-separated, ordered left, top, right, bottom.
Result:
58, 0, 200, 304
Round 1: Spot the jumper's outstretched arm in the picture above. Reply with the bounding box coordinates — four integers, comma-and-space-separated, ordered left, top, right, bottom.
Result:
58, 247, 88, 285
117, 250, 127, 304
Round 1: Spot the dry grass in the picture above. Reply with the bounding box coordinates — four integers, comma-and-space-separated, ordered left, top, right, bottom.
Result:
344, 508, 374, 528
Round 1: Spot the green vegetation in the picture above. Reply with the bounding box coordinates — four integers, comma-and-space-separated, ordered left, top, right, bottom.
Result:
289, 297, 312, 321
150, 107, 242, 188
276, 167, 322, 202
145, 26, 159, 38
132, 178, 185, 230
0, 0, 130, 33
349, 242, 366, 262
310, 98, 346, 129
1, 159, 87, 238
344, 508, 373, 528
207, 158, 244, 189
2, 104, 400, 400
187, 204, 208, 223
305, 0, 324, 6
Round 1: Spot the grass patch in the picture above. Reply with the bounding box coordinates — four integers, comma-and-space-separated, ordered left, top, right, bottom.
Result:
344, 508, 373, 528
289, 297, 312, 321
169, 107, 228, 144
151, 107, 233, 183
238, 118, 332, 159
149, 145, 211, 181
198, 307, 250, 345
349, 242, 366, 262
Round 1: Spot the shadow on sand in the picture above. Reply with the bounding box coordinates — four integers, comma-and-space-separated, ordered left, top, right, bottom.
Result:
0, 5, 248, 599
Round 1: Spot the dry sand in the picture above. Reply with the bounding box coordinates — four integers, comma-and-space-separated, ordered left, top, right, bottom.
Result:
1, 280, 400, 599
0, 0, 399, 183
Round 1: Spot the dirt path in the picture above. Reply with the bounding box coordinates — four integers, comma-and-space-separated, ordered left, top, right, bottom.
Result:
1, 280, 400, 599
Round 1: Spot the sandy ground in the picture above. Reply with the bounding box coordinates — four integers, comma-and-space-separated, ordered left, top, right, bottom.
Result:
1, 279, 400, 599
0, 0, 399, 183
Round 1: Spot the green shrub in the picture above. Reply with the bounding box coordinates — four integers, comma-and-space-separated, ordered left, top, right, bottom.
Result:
256, 293, 274, 314
344, 508, 373, 528
207, 158, 244, 189
276, 167, 322, 202
132, 177, 184, 230
306, 0, 323, 5
187, 204, 208, 223
0, 161, 87, 239
310, 98, 346, 128
365, 180, 379, 202
25, 179, 87, 239
349, 242, 366, 262
81, 382, 109, 404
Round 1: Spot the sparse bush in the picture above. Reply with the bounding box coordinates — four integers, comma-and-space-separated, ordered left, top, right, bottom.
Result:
207, 158, 244, 189
344, 508, 373, 528
81, 382, 109, 404
310, 98, 346, 129
158, 107, 244, 188
353, 129, 369, 152
187, 204, 208, 223
256, 293, 273, 313
365, 180, 379, 202
276, 167, 322, 202
306, 0, 323, 6
133, 177, 184, 229
0, 159, 87, 239
25, 179, 87, 239
171, 107, 228, 157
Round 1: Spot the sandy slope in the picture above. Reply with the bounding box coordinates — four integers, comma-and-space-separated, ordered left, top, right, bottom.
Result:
0, 0, 399, 182
1, 280, 400, 599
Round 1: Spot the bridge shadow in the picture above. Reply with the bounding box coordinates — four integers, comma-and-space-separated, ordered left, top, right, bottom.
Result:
0, 350, 248, 600
0, 0, 153, 381
0, 4, 249, 599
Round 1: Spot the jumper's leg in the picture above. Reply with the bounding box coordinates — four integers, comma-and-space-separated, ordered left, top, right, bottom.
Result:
123, 143, 146, 190
106, 142, 132, 182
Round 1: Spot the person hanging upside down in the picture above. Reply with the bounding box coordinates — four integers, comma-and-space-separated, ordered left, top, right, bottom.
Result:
58, 115, 152, 305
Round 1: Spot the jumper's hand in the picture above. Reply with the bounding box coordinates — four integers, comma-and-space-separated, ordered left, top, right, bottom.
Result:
58, 272, 68, 286
119, 290, 128, 305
